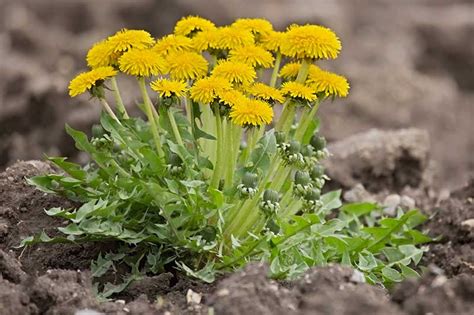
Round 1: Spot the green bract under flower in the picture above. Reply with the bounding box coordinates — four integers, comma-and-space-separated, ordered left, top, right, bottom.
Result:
29, 16, 430, 298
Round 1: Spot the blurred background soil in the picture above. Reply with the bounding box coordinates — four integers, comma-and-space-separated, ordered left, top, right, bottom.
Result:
0, 0, 473, 189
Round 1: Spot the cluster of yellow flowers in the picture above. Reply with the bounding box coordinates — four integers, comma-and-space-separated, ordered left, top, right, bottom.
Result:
69, 16, 349, 128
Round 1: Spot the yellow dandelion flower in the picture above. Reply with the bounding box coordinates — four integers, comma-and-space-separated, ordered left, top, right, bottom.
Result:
217, 89, 246, 107
230, 98, 274, 127
119, 49, 167, 77
249, 82, 284, 103
280, 24, 341, 59
232, 18, 273, 36
280, 81, 317, 102
166, 51, 208, 81
191, 29, 220, 51
280, 63, 321, 80
258, 30, 285, 52
214, 27, 254, 50
190, 77, 232, 104
68, 66, 117, 97
150, 79, 187, 98
279, 62, 302, 79
212, 60, 256, 85
86, 40, 119, 68
307, 69, 350, 97
229, 45, 274, 68
107, 29, 155, 53
152, 35, 193, 56
174, 16, 216, 37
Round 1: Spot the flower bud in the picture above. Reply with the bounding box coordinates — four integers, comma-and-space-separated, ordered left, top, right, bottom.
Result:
287, 140, 301, 155
310, 134, 326, 151
275, 131, 286, 145
260, 189, 281, 217
310, 164, 325, 180
303, 188, 323, 210
294, 170, 313, 197
263, 189, 280, 203
301, 145, 314, 158
167, 153, 185, 176
91, 124, 106, 138
304, 187, 321, 201
294, 170, 311, 186
201, 226, 217, 242
237, 172, 259, 197
264, 218, 280, 234
282, 140, 304, 166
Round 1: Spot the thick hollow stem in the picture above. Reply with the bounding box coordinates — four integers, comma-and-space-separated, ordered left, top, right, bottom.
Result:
224, 122, 242, 190
294, 100, 321, 142
275, 59, 312, 132
269, 52, 282, 88
209, 109, 223, 190
241, 127, 260, 164
167, 110, 184, 146
99, 98, 122, 125
110, 77, 129, 119
138, 78, 164, 158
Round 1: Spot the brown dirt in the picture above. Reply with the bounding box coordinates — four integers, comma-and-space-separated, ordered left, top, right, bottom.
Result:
0, 0, 473, 313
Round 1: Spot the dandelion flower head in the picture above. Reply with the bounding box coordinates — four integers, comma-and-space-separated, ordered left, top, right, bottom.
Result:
150, 79, 187, 98
280, 81, 317, 102
68, 66, 117, 97
190, 76, 232, 103
166, 51, 209, 80
212, 60, 256, 85
230, 98, 274, 127
307, 69, 350, 98
174, 16, 216, 37
107, 29, 155, 53
119, 49, 167, 77
229, 45, 274, 68
280, 24, 341, 59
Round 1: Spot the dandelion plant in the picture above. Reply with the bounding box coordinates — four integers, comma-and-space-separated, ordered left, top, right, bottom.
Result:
24, 17, 430, 294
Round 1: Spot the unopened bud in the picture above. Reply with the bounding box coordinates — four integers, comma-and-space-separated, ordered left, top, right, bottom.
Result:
310, 135, 326, 151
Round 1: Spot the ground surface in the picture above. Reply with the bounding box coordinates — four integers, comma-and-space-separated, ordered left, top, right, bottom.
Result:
0, 0, 473, 314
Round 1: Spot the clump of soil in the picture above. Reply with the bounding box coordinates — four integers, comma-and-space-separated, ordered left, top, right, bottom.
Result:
323, 128, 432, 193
423, 179, 474, 277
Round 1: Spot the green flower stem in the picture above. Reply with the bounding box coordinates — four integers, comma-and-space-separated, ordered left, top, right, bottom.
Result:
275, 99, 291, 131
271, 166, 292, 192
294, 99, 321, 142
184, 96, 192, 126
281, 104, 296, 134
209, 109, 224, 190
295, 58, 311, 83
275, 59, 311, 131
284, 200, 302, 218
99, 98, 121, 125
200, 104, 217, 166
138, 78, 164, 158
167, 109, 184, 146
224, 123, 242, 190
110, 77, 129, 119
240, 127, 259, 164
269, 52, 282, 88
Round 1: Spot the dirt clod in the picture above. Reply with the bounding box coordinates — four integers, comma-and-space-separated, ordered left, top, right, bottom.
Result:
324, 128, 432, 193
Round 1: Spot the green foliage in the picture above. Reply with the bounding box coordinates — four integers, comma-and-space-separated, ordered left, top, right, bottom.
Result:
24, 113, 430, 294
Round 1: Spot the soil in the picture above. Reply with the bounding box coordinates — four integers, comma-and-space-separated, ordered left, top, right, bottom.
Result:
0, 0, 473, 314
